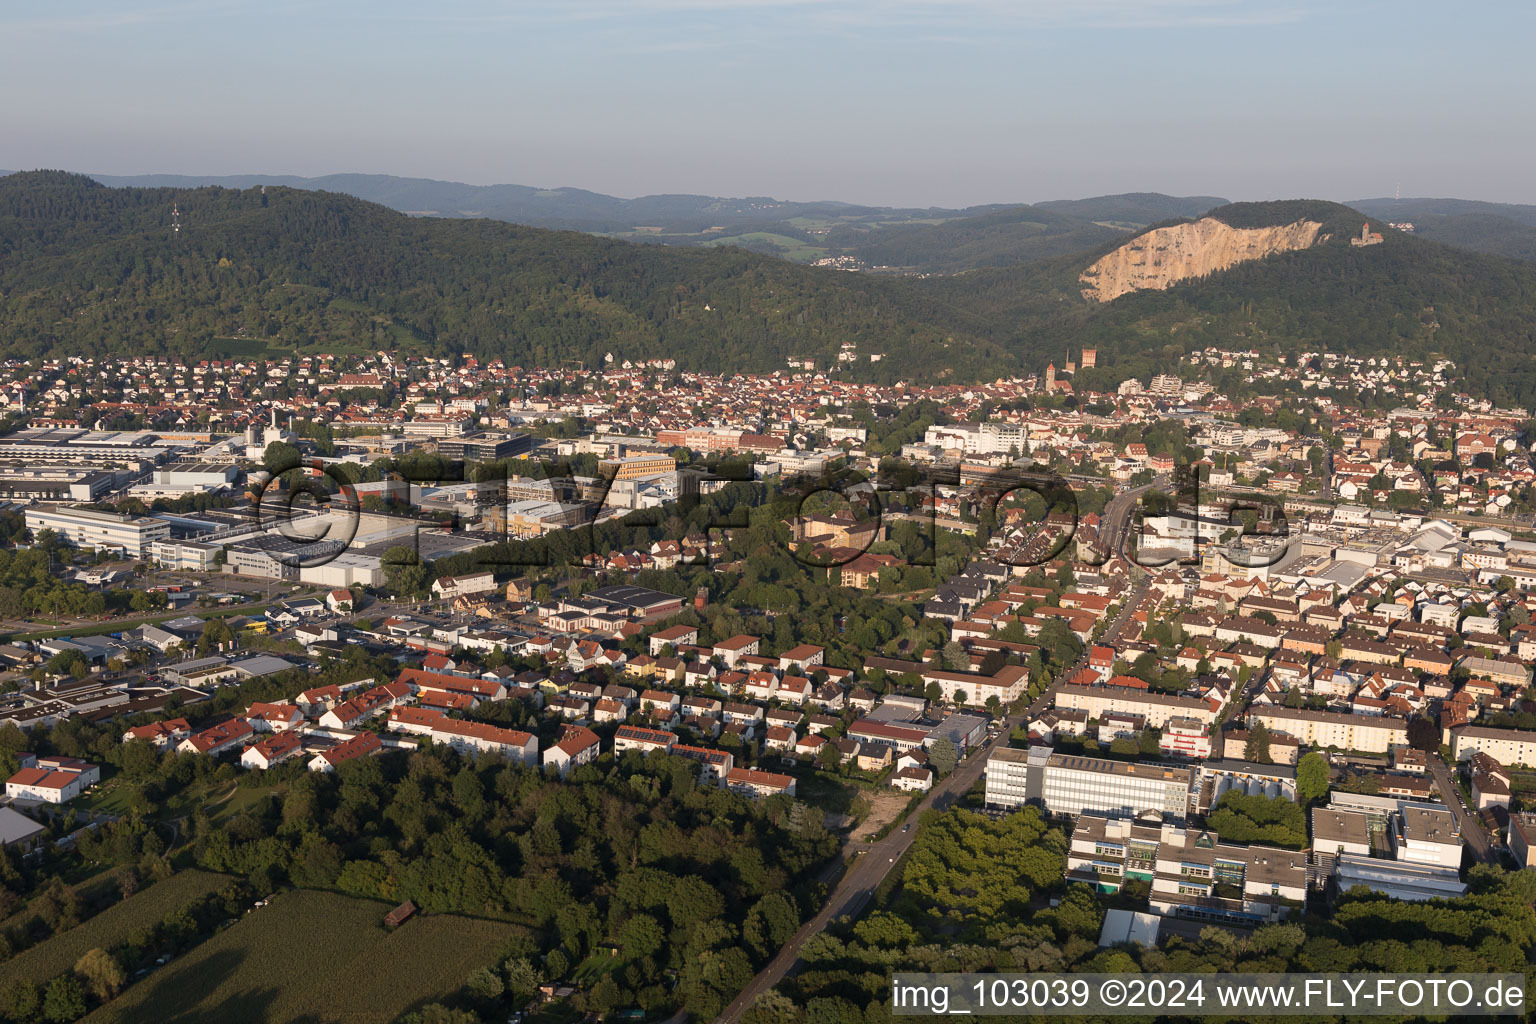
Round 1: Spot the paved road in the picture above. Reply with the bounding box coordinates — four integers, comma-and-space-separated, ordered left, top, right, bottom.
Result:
712, 719, 1020, 1024
716, 484, 1157, 1023
1094, 480, 1157, 563
1426, 757, 1497, 865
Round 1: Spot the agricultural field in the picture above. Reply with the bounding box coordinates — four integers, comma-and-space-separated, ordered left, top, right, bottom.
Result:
0, 870, 231, 990
83, 889, 525, 1024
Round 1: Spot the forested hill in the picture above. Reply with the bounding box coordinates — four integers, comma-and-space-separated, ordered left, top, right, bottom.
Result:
0, 171, 1005, 379
921, 200, 1536, 407
10, 173, 1536, 405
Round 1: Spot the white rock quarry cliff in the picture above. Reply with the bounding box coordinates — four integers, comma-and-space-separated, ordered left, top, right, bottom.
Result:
1080, 217, 1324, 302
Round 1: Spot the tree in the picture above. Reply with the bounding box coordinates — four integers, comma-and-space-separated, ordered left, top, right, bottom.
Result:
197, 617, 233, 655
1406, 716, 1440, 753
262, 440, 301, 473
942, 640, 968, 671
1296, 751, 1330, 803
503, 957, 539, 1003
923, 681, 942, 704
465, 966, 503, 1001
744, 990, 801, 1024
589, 975, 621, 1014
621, 913, 666, 959
382, 546, 429, 597
41, 974, 85, 1023
1108, 736, 1139, 757
1, 980, 40, 1023
1245, 722, 1273, 763
928, 738, 958, 777
73, 948, 125, 1002
816, 743, 842, 773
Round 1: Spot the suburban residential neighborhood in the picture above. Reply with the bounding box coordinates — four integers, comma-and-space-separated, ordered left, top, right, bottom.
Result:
0, 345, 1535, 1023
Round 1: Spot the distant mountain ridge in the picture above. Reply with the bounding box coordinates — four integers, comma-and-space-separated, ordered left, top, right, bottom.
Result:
85, 171, 899, 231
4, 168, 1534, 268
20, 169, 1223, 273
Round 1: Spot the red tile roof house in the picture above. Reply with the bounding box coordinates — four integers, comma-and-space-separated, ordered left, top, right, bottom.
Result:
244, 702, 305, 732
5, 757, 101, 803
725, 766, 796, 799
241, 731, 305, 770
891, 765, 934, 792
121, 717, 191, 748
777, 644, 826, 671
308, 731, 383, 772
543, 724, 601, 776
317, 681, 415, 730
418, 690, 477, 713
613, 725, 677, 756
649, 624, 699, 656
763, 725, 797, 754
296, 682, 368, 717
397, 667, 506, 702
177, 719, 255, 758
413, 713, 539, 765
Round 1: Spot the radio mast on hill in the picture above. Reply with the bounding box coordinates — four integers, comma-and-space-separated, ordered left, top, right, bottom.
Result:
172, 202, 182, 237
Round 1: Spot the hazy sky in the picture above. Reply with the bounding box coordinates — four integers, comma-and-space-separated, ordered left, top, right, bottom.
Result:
3, 0, 1532, 207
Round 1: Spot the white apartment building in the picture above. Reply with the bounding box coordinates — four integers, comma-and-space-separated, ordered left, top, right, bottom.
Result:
1054, 684, 1217, 730
986, 747, 1193, 824
1449, 724, 1536, 764
1159, 717, 1211, 759
25, 505, 171, 558
1248, 706, 1406, 754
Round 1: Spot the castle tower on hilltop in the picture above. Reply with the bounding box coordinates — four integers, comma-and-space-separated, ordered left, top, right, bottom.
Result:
1351, 221, 1383, 247
1081, 348, 1097, 369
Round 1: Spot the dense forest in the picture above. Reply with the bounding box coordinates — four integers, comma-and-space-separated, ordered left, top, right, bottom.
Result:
10, 173, 1536, 403
929, 200, 1536, 406
0, 171, 1007, 382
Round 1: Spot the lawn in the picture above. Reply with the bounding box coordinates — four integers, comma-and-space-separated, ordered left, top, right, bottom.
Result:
0, 870, 231, 990
78, 778, 138, 818
84, 889, 525, 1024
703, 232, 827, 262
203, 782, 280, 825
205, 338, 271, 359
570, 951, 621, 984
